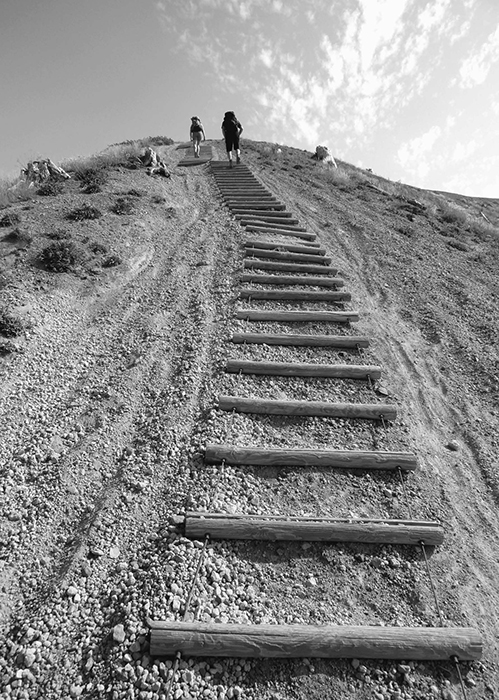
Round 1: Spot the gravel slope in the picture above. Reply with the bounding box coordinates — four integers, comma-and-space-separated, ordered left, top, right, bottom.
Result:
0, 139, 498, 699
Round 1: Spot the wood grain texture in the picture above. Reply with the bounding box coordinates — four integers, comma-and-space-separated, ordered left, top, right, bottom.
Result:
184, 515, 444, 545
239, 290, 351, 302
228, 203, 285, 210
204, 443, 416, 470
243, 222, 309, 233
218, 396, 397, 420
230, 332, 369, 347
225, 359, 381, 379
235, 309, 358, 322
149, 622, 482, 660
243, 261, 339, 275
240, 274, 344, 287
243, 241, 326, 255
236, 215, 300, 225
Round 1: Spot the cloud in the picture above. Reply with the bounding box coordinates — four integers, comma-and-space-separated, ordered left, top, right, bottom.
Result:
396, 125, 442, 179
458, 23, 499, 88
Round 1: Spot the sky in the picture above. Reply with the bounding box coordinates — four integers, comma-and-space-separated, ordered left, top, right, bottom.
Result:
1, 0, 498, 197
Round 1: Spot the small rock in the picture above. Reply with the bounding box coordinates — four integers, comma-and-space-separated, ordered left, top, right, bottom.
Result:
113, 624, 126, 643
109, 547, 120, 559
441, 690, 458, 700
66, 586, 78, 598
445, 440, 459, 452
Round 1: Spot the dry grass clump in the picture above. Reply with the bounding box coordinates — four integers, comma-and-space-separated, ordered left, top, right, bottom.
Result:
2, 228, 32, 246
110, 197, 135, 215
0, 308, 27, 337
318, 167, 354, 189
38, 240, 86, 272
66, 204, 103, 221
0, 178, 36, 207
37, 180, 64, 197
101, 254, 122, 268
0, 211, 21, 228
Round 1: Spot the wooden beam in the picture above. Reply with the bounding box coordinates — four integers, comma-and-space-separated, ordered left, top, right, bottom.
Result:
244, 261, 338, 275
184, 513, 443, 545
224, 194, 277, 201
239, 290, 351, 302
235, 309, 357, 322
204, 444, 416, 470
234, 210, 292, 218
243, 222, 309, 233
149, 622, 482, 661
237, 215, 300, 225
231, 332, 369, 347
244, 226, 314, 240
228, 202, 286, 210
240, 274, 344, 287
245, 249, 332, 265
243, 241, 326, 255
225, 359, 381, 379
218, 396, 397, 421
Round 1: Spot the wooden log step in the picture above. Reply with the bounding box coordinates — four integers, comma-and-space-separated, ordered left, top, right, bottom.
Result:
235, 310, 357, 322
244, 261, 338, 275
218, 396, 397, 421
205, 444, 415, 470
239, 290, 351, 302
231, 333, 369, 347
245, 227, 316, 241
225, 360, 380, 379
241, 274, 344, 287
243, 222, 309, 233
149, 621, 482, 661
234, 210, 292, 218
184, 513, 443, 545
245, 249, 332, 265
237, 215, 300, 226
224, 193, 277, 200
243, 240, 326, 255
228, 202, 286, 211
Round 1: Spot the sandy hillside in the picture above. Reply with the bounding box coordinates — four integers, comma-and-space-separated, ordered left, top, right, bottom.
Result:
0, 138, 498, 700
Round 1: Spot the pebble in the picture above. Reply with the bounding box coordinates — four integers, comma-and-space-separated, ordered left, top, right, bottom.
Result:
445, 440, 459, 451
113, 624, 126, 643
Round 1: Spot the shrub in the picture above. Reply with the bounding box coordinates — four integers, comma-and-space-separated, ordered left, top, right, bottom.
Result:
67, 204, 103, 221
0, 340, 17, 356
111, 198, 134, 215
439, 202, 467, 225
88, 241, 109, 254
38, 240, 85, 272
0, 309, 25, 337
318, 168, 353, 189
74, 166, 108, 194
2, 228, 32, 245
37, 181, 64, 196
447, 239, 469, 252
102, 254, 122, 268
0, 212, 20, 228
46, 228, 70, 240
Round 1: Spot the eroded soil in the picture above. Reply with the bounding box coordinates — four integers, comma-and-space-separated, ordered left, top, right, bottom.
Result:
0, 139, 498, 699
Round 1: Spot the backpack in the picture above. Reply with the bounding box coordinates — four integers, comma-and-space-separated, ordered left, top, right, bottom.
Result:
223, 112, 239, 130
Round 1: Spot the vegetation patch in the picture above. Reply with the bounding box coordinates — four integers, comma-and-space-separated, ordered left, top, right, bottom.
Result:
2, 228, 32, 245
67, 204, 103, 221
102, 254, 122, 268
0, 309, 26, 337
439, 202, 467, 225
0, 340, 17, 356
37, 181, 64, 197
38, 240, 85, 272
0, 212, 21, 228
46, 228, 70, 240
88, 241, 109, 255
111, 198, 134, 215
447, 239, 469, 252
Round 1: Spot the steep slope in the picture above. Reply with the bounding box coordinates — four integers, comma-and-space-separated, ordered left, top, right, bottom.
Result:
0, 139, 497, 699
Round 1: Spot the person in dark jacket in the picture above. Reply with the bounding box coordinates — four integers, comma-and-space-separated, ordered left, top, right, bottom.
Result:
190, 116, 206, 158
221, 111, 243, 167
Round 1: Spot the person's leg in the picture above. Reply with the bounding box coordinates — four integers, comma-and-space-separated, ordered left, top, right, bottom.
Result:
225, 137, 234, 166
234, 134, 241, 163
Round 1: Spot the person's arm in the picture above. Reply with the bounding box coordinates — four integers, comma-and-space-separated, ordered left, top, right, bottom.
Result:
238, 123, 244, 136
